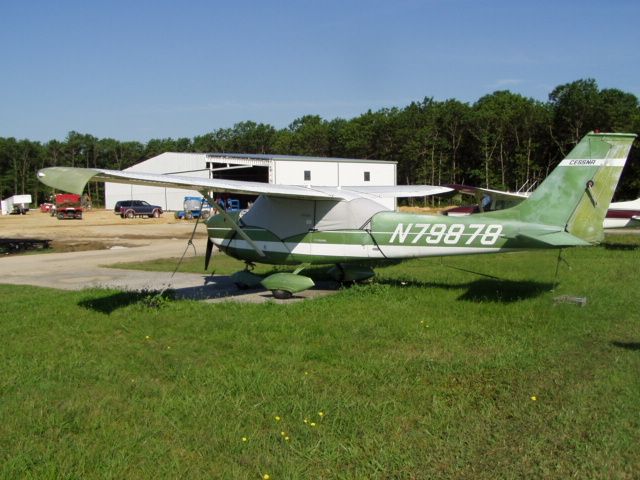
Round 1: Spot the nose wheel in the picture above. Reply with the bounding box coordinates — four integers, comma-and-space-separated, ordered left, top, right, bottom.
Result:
271, 289, 293, 300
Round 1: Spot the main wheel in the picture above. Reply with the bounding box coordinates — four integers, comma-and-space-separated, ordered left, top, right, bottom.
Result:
272, 289, 293, 300
152, 209, 160, 218
125, 209, 134, 219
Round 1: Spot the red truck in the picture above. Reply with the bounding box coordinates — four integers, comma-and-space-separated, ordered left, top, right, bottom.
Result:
51, 193, 83, 220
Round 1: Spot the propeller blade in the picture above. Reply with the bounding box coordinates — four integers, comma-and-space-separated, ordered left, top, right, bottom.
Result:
205, 238, 214, 270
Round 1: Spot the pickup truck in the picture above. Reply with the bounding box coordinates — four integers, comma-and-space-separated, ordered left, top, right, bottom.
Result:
114, 200, 163, 219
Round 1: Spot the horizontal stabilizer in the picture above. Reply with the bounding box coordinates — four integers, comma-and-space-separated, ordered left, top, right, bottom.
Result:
516, 231, 592, 247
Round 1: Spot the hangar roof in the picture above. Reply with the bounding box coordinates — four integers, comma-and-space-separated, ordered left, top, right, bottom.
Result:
205, 153, 396, 165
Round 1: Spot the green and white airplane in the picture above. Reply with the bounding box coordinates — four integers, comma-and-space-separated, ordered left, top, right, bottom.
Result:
37, 132, 635, 298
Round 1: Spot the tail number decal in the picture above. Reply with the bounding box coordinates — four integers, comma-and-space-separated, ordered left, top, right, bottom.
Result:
390, 223, 503, 246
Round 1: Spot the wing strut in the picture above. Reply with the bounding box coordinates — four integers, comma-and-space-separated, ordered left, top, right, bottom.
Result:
201, 192, 266, 257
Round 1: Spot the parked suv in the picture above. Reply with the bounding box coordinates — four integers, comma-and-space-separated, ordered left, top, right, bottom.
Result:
114, 200, 163, 219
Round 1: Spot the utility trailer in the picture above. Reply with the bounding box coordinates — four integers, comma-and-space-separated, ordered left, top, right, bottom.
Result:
1, 194, 32, 215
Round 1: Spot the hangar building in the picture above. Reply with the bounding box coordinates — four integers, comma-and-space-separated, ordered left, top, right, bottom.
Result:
105, 153, 398, 211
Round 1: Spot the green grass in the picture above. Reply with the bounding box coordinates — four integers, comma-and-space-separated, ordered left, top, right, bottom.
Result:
1, 235, 639, 479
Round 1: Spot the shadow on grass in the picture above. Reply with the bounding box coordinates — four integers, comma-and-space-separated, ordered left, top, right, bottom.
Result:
459, 279, 553, 302
79, 290, 175, 314
602, 243, 639, 251
611, 341, 640, 351
78, 274, 341, 313
378, 278, 553, 303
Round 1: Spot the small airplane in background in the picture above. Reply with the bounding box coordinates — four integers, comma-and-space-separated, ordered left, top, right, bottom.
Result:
443, 185, 528, 216
604, 197, 640, 228
37, 132, 635, 299
445, 179, 640, 229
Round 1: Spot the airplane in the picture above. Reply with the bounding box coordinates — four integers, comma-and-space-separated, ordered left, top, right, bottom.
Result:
442, 185, 528, 216
37, 131, 635, 299
603, 197, 640, 228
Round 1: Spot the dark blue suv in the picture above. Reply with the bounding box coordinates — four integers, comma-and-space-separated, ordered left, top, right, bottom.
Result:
114, 200, 163, 219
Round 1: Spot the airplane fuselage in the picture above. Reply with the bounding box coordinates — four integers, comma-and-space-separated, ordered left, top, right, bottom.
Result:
603, 199, 640, 228
207, 209, 561, 266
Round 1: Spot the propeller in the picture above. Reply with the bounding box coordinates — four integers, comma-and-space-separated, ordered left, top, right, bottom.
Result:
205, 238, 214, 270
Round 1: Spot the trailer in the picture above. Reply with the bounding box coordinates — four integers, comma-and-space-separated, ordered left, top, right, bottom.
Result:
1, 194, 32, 215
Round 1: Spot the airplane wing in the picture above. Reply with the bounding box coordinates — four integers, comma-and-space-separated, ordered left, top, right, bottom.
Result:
338, 185, 452, 198
37, 167, 452, 201
447, 184, 529, 202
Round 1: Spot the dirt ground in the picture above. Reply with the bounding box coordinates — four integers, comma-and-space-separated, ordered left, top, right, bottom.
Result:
0, 209, 206, 252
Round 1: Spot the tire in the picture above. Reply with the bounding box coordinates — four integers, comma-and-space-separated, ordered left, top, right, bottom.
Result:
272, 289, 293, 300
57, 213, 64, 220
125, 210, 134, 219
152, 209, 160, 218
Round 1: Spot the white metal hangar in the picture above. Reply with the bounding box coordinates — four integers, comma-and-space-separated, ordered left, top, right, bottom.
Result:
104, 153, 398, 211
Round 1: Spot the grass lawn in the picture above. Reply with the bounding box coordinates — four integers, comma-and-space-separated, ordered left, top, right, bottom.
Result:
1, 234, 639, 479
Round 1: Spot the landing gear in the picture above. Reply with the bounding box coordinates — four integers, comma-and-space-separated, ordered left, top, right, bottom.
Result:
231, 269, 263, 290
261, 270, 315, 299
228, 262, 260, 290
328, 264, 376, 284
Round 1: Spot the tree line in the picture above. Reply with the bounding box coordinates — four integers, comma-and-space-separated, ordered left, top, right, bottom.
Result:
1, 78, 639, 206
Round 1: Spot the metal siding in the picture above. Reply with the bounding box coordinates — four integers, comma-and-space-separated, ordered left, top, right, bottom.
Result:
338, 162, 395, 186
105, 152, 209, 210
338, 162, 396, 210
272, 160, 339, 186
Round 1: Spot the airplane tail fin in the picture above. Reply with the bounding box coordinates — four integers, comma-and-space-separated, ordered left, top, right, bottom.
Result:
497, 132, 636, 243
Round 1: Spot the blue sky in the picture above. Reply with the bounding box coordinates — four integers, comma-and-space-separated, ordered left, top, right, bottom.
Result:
1, 0, 639, 142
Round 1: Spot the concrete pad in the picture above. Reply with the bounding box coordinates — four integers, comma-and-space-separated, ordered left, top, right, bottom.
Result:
0, 240, 340, 304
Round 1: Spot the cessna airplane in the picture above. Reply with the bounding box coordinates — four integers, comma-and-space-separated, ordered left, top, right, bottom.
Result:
37, 132, 635, 298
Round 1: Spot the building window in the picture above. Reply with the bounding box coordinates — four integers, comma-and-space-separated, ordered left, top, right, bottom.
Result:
364, 171, 370, 182
304, 170, 311, 181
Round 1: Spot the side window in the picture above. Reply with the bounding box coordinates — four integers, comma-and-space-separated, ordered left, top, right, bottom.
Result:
364, 171, 371, 182
304, 170, 311, 181
141, 201, 149, 206
133, 201, 142, 207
